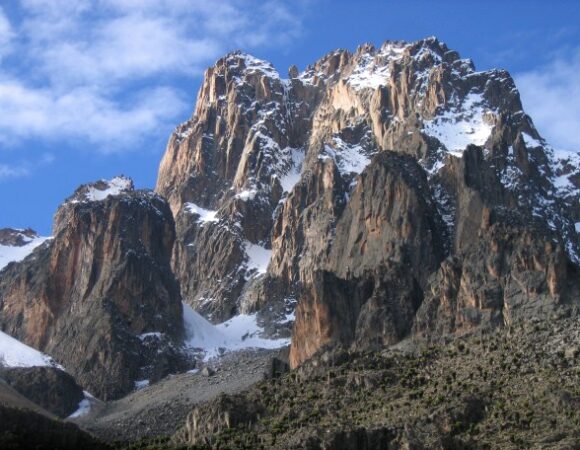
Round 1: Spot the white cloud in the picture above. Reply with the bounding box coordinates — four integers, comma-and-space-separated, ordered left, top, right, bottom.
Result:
516, 48, 580, 152
0, 153, 53, 181
0, 79, 186, 149
0, 7, 14, 59
0, 1, 307, 150
0, 163, 29, 180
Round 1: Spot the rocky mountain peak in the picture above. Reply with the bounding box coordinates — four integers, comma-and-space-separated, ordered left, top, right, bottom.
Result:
1, 178, 184, 399
0, 228, 39, 247
154, 36, 580, 368
1, 35, 580, 447
64, 175, 134, 204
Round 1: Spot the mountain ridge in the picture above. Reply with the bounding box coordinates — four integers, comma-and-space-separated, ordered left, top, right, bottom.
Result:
0, 36, 579, 448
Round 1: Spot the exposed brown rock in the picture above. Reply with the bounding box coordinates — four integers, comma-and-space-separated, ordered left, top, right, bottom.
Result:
0, 178, 184, 399
414, 223, 579, 338
289, 152, 444, 367
173, 393, 265, 446
154, 37, 580, 366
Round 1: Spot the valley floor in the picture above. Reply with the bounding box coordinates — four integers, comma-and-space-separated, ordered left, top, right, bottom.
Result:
73, 348, 285, 444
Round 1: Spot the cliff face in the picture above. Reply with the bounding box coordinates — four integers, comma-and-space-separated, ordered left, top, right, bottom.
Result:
156, 37, 580, 367
288, 151, 445, 366
0, 177, 184, 399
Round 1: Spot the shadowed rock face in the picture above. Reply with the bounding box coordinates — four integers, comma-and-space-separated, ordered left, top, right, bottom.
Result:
155, 37, 580, 367
414, 223, 580, 338
0, 178, 184, 400
0, 366, 84, 418
288, 152, 444, 367
0, 404, 108, 450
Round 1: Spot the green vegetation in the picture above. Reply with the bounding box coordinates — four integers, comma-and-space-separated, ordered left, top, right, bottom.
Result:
121, 316, 580, 449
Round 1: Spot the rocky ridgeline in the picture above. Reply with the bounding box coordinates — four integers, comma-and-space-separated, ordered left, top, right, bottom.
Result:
0, 177, 185, 399
155, 37, 580, 367
0, 228, 39, 247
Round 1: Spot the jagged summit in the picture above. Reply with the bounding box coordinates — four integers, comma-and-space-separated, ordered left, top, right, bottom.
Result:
0, 228, 40, 247
155, 36, 580, 360
0, 228, 49, 271
65, 175, 134, 204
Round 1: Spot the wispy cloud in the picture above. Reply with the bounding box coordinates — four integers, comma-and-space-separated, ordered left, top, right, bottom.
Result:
516, 47, 580, 152
0, 153, 54, 181
0, 163, 29, 180
0, 1, 307, 151
0, 6, 14, 60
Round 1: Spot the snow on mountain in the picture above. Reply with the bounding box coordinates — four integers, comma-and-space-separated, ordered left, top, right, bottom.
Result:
423, 91, 495, 156
182, 303, 289, 360
185, 202, 219, 223
85, 176, 133, 201
67, 391, 95, 419
346, 42, 405, 90
244, 242, 272, 275
67, 176, 134, 204
320, 136, 375, 175
0, 330, 61, 368
229, 52, 281, 83
277, 147, 305, 193
0, 234, 50, 271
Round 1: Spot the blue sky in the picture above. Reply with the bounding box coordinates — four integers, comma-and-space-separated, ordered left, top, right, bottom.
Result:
1, 0, 579, 234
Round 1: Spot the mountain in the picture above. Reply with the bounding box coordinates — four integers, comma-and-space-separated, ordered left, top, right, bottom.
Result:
156, 36, 580, 369
0, 177, 185, 399
0, 36, 579, 448
0, 228, 50, 271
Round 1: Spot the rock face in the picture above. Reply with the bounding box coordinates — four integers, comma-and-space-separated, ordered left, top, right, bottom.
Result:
174, 393, 265, 446
155, 37, 580, 367
0, 366, 84, 418
414, 223, 580, 338
289, 152, 444, 366
0, 177, 184, 399
0, 377, 107, 449
0, 405, 107, 450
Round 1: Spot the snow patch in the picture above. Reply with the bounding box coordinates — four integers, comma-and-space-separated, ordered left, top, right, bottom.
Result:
521, 132, 543, 149
575, 222, 580, 233
134, 379, 150, 390
423, 92, 495, 156
0, 330, 61, 368
499, 146, 523, 190
84, 176, 132, 201
546, 146, 580, 194
0, 236, 50, 270
238, 53, 281, 80
182, 303, 289, 361
185, 203, 219, 223
67, 393, 92, 419
235, 189, 258, 201
320, 136, 374, 175
278, 147, 304, 192
346, 43, 406, 90
138, 332, 163, 341
244, 242, 272, 275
